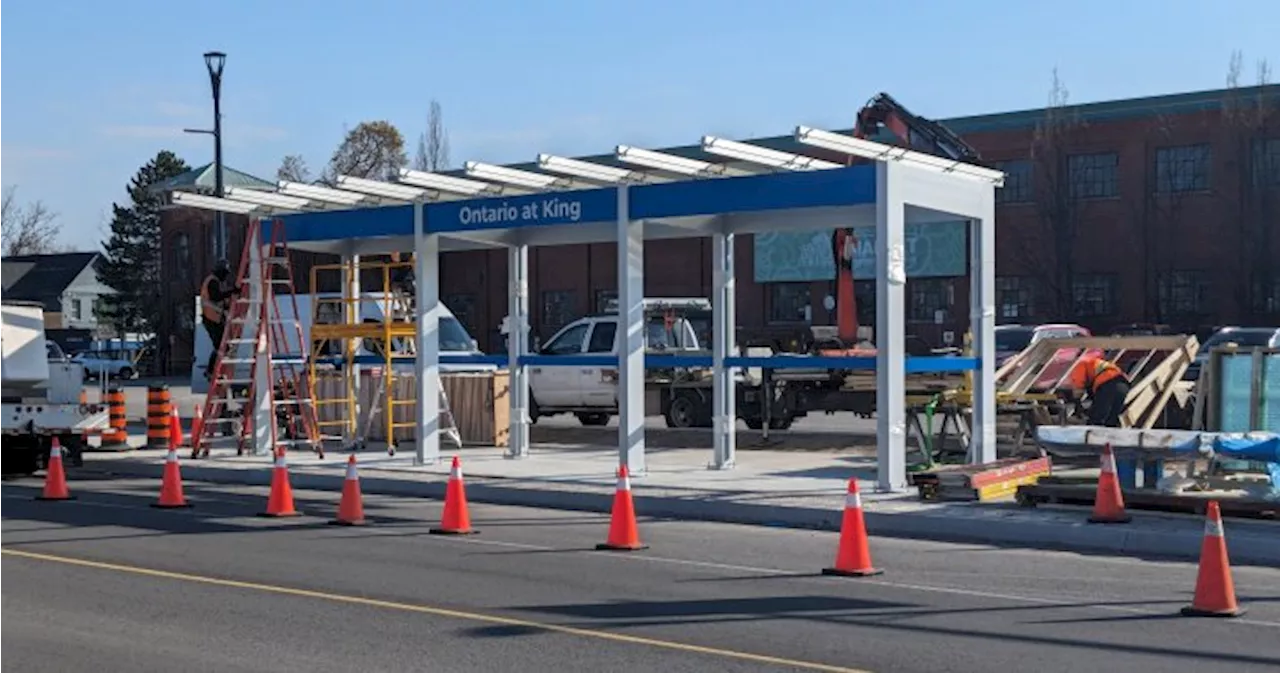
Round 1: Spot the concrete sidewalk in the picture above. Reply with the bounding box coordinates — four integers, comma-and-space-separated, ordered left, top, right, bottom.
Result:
79, 443, 1280, 568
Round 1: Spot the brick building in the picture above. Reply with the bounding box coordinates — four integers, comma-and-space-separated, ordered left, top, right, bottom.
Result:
158, 85, 1280, 369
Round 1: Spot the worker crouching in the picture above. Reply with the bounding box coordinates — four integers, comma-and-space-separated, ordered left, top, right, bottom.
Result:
1067, 354, 1131, 427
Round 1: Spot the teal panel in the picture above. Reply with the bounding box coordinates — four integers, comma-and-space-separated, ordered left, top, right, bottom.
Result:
1262, 354, 1280, 432
1217, 354, 1255, 432
753, 221, 968, 283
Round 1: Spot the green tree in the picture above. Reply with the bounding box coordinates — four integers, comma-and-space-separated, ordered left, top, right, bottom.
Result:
97, 150, 190, 336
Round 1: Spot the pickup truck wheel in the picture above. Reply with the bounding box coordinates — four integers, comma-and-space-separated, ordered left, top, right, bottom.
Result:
576, 412, 609, 427
117, 367, 135, 380
664, 394, 699, 429
744, 417, 763, 430
768, 416, 794, 431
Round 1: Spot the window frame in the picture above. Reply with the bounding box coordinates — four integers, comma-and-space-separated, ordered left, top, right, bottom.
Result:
1068, 152, 1120, 200
1071, 274, 1118, 317
766, 282, 811, 324
542, 322, 589, 355
585, 321, 617, 353
994, 159, 1033, 204
1154, 143, 1211, 194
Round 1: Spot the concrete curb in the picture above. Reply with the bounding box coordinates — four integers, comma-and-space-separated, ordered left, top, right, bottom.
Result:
81, 459, 1280, 568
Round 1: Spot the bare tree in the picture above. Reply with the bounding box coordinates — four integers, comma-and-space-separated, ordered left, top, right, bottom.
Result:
413, 100, 451, 172
1017, 70, 1088, 319
2, 186, 62, 256
323, 121, 407, 184
276, 154, 311, 183
1221, 51, 1279, 320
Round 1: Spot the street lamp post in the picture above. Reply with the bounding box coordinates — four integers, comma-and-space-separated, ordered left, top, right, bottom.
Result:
185, 51, 228, 261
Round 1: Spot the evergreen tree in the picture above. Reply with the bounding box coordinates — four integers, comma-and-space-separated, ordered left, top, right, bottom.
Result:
97, 151, 190, 336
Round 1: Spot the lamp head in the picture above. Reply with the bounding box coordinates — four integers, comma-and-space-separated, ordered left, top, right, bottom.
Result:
203, 51, 226, 77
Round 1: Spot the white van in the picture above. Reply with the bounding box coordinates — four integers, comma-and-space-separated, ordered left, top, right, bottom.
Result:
190, 292, 491, 393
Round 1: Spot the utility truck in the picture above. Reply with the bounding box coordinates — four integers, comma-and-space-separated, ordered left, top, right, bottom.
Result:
2, 301, 109, 474
525, 298, 968, 430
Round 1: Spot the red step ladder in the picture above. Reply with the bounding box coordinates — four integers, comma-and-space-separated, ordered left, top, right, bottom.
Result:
192, 218, 324, 460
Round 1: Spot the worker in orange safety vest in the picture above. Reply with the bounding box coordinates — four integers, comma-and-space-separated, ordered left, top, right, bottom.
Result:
1067, 353, 1131, 427
200, 259, 237, 380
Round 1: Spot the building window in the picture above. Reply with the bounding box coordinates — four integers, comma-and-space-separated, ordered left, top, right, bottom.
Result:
1155, 144, 1210, 193
908, 279, 951, 322
444, 293, 477, 335
1252, 276, 1280, 314
594, 289, 618, 313
69, 298, 82, 321
996, 276, 1035, 320
995, 159, 1033, 204
174, 233, 191, 282
1253, 138, 1280, 188
1071, 275, 1117, 317
767, 283, 811, 324
540, 290, 577, 331
1158, 271, 1211, 317
1068, 152, 1119, 199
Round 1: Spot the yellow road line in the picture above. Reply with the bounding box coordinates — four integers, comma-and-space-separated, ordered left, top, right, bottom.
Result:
2, 548, 871, 673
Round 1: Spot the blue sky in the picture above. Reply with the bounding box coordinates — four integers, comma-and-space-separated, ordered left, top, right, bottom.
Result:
4, 0, 1278, 247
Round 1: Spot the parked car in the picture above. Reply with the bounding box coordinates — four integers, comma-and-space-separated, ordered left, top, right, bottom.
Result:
1183, 326, 1280, 382
72, 351, 137, 380
995, 323, 1099, 391
995, 323, 1092, 367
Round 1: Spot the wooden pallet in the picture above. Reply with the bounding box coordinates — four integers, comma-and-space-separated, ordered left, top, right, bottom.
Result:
1015, 483, 1279, 520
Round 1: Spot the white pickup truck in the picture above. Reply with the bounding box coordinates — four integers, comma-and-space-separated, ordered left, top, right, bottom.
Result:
2, 301, 109, 474
527, 300, 715, 426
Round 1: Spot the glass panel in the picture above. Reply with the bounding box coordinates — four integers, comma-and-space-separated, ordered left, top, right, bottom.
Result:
1216, 354, 1255, 432
1262, 354, 1280, 433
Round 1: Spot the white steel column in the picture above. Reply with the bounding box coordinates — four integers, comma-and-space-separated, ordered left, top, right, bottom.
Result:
711, 231, 736, 470
345, 251, 362, 447
413, 200, 441, 465
969, 190, 998, 464
875, 162, 908, 492
249, 232, 272, 457
506, 243, 531, 459
617, 185, 646, 474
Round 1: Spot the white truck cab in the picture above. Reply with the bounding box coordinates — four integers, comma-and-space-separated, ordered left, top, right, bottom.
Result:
527, 299, 708, 425
2, 301, 109, 474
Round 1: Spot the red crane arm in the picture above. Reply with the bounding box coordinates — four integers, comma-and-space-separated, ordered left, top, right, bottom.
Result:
829, 94, 984, 348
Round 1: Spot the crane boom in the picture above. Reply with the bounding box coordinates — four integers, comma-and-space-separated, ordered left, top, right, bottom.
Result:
830, 94, 983, 348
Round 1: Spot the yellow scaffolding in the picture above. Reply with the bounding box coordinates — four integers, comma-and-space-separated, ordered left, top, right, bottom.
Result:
309, 257, 418, 449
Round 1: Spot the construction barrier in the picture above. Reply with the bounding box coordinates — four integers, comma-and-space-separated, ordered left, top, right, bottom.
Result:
145, 384, 172, 451
99, 387, 131, 450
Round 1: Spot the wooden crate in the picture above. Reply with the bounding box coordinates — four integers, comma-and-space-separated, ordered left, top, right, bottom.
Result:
313, 370, 510, 447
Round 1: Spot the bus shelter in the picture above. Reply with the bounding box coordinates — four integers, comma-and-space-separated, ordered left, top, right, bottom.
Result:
174, 125, 1003, 492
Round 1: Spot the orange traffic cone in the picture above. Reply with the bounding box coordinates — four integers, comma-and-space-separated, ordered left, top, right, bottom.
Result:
152, 448, 192, 508
169, 406, 184, 449
1089, 444, 1131, 524
189, 405, 205, 459
259, 451, 301, 517
330, 455, 367, 526
822, 479, 882, 577
1182, 501, 1246, 618
430, 456, 476, 535
596, 465, 647, 551
36, 438, 74, 501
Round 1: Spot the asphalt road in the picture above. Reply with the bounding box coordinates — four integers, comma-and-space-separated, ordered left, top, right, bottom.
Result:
4, 474, 1279, 673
